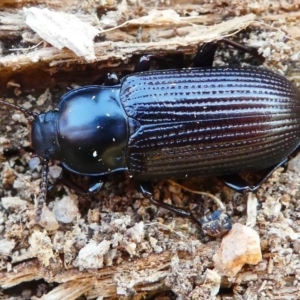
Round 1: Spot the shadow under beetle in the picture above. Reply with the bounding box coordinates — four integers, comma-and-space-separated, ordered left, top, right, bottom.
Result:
1, 39, 300, 231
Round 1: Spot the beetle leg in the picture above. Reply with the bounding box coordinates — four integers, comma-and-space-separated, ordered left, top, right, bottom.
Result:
134, 55, 153, 72
194, 38, 265, 68
88, 176, 108, 193
193, 43, 218, 67
219, 38, 265, 62
139, 182, 191, 218
104, 72, 120, 86
219, 158, 288, 193
134, 55, 183, 73
54, 169, 87, 194
200, 210, 232, 237
219, 174, 257, 193
139, 182, 232, 235
55, 169, 108, 195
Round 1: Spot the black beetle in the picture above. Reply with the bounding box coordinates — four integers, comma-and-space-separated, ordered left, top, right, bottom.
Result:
1, 39, 300, 227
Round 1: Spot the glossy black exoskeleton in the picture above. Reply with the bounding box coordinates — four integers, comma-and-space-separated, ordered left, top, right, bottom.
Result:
1, 39, 300, 230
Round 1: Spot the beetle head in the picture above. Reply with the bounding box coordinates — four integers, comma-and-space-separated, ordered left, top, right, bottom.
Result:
0, 98, 53, 222
31, 110, 61, 160
0, 98, 61, 160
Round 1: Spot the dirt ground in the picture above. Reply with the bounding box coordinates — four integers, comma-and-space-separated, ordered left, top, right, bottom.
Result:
1, 1, 300, 299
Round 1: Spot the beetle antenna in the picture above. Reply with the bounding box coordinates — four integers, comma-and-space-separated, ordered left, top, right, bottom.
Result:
0, 98, 39, 118
35, 158, 49, 222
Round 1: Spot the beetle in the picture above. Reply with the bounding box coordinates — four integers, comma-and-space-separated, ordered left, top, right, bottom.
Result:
1, 39, 300, 227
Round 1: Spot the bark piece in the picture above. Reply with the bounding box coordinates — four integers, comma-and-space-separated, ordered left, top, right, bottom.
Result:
24, 7, 98, 61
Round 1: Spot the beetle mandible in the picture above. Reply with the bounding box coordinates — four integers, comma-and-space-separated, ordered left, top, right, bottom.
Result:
1, 39, 300, 226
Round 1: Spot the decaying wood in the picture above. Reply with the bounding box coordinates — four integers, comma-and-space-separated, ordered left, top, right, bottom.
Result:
0, 10, 255, 92
1, 0, 300, 299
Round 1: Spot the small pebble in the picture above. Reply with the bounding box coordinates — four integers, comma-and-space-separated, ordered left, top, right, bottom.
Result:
29, 157, 41, 170
213, 223, 262, 277
53, 196, 79, 223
